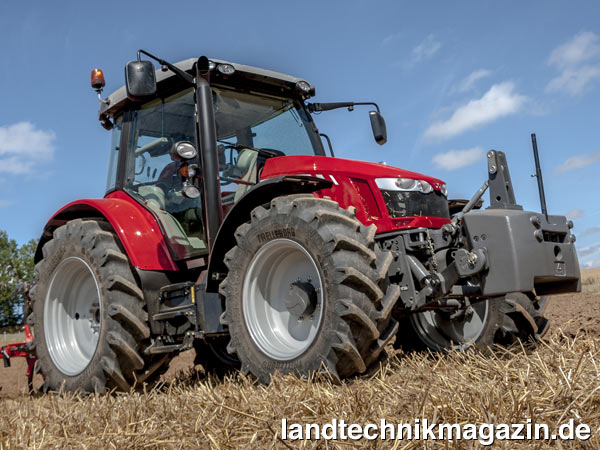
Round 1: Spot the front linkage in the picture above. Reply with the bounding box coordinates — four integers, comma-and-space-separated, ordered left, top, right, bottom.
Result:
379, 148, 579, 349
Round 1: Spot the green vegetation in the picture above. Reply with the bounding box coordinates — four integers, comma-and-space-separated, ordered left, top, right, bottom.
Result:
0, 230, 37, 327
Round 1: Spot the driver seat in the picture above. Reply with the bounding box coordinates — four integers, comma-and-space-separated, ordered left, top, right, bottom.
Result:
136, 184, 167, 211
233, 149, 258, 203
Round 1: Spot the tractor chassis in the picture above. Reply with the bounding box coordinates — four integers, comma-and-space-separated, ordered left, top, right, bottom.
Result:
141, 150, 579, 355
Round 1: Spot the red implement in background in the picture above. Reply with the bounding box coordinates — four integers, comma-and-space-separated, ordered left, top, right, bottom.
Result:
1, 324, 37, 392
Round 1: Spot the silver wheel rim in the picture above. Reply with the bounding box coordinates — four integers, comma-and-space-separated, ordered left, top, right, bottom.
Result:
44, 257, 102, 376
242, 238, 324, 361
410, 300, 489, 351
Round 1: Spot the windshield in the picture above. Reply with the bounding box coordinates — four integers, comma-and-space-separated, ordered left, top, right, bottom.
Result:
213, 88, 323, 156
122, 87, 321, 260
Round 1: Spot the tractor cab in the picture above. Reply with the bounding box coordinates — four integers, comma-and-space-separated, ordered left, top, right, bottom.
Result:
98, 57, 327, 261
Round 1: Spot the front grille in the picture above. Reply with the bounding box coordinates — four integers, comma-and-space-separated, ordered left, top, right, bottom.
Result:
380, 190, 450, 219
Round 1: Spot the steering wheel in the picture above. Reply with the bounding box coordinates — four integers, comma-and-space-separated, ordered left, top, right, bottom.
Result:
219, 145, 242, 186
220, 166, 246, 186
134, 154, 147, 176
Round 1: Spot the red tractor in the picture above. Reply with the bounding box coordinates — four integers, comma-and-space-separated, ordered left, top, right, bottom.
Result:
22, 51, 579, 391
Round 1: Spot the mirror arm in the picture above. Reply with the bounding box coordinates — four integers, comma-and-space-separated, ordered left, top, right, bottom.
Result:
353, 102, 380, 113
307, 101, 381, 113
308, 102, 353, 112
137, 49, 195, 85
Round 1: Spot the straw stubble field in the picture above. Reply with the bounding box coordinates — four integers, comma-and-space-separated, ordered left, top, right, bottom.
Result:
1, 269, 599, 449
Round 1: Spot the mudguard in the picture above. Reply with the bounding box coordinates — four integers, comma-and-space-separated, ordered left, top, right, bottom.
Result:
35, 190, 178, 271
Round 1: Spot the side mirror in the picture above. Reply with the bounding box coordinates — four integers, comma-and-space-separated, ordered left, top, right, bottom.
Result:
125, 60, 157, 101
369, 111, 387, 145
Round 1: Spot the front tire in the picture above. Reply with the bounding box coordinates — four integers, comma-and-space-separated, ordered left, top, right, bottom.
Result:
220, 194, 400, 383
398, 293, 549, 351
30, 219, 169, 392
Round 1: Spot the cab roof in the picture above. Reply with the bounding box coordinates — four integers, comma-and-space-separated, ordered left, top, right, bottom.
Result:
99, 57, 314, 120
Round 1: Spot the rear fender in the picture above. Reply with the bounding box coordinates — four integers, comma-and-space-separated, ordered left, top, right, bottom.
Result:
206, 175, 332, 292
35, 190, 178, 271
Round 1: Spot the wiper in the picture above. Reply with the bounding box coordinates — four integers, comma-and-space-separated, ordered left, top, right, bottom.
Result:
217, 141, 285, 158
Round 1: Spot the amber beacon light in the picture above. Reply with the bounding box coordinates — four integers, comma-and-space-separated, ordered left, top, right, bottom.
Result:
91, 68, 105, 91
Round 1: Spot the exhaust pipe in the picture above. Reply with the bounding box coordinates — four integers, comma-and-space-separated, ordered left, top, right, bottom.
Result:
195, 57, 223, 252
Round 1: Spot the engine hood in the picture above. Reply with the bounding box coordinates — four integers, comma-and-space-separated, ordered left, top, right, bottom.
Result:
261, 155, 446, 191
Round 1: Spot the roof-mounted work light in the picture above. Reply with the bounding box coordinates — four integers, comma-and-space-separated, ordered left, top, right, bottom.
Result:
296, 80, 315, 97
217, 63, 235, 75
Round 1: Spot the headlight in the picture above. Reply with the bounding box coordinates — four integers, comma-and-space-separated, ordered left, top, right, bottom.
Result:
217, 63, 235, 75
375, 177, 436, 194
395, 178, 418, 190
417, 180, 433, 194
173, 141, 198, 159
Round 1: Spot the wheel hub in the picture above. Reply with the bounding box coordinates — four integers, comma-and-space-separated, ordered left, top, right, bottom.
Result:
285, 280, 318, 319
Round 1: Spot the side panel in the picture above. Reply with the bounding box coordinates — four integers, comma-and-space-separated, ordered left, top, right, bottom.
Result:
35, 190, 178, 271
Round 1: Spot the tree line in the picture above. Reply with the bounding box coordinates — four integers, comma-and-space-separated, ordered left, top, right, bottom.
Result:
0, 230, 37, 327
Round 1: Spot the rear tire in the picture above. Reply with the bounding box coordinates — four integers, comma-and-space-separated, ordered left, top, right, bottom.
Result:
220, 194, 399, 383
397, 293, 549, 351
30, 219, 169, 392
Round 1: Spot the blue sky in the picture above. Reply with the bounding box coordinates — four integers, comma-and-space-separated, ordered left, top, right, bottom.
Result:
1, 1, 599, 267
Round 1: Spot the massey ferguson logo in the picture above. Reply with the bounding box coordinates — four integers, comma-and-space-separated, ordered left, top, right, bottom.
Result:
257, 228, 296, 243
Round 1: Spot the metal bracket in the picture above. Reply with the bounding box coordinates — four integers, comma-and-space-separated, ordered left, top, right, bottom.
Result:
146, 331, 199, 355
487, 150, 522, 210
2, 350, 10, 368
454, 248, 487, 277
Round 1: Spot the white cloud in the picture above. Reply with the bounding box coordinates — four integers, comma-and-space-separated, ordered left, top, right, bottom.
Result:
382, 32, 402, 46
546, 31, 600, 95
580, 243, 600, 269
546, 65, 600, 95
0, 122, 55, 174
554, 150, 600, 173
455, 69, 492, 93
424, 82, 527, 141
579, 243, 600, 258
409, 34, 441, 66
582, 259, 600, 269
584, 226, 600, 235
548, 31, 600, 69
566, 208, 584, 220
432, 147, 484, 170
